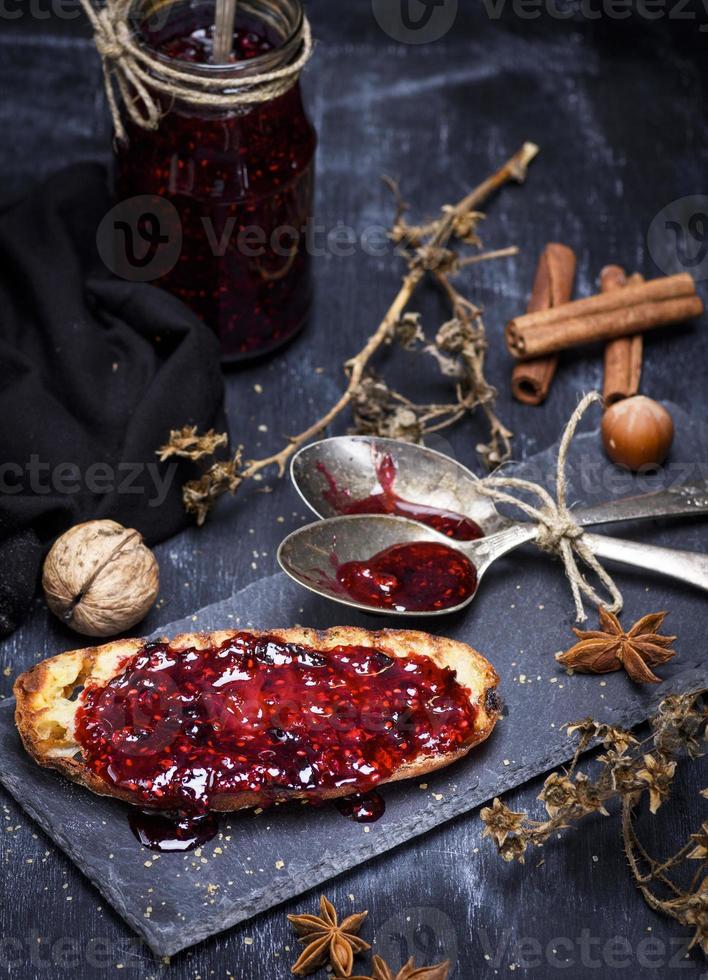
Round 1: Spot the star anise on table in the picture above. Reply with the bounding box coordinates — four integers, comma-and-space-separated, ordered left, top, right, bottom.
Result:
288, 895, 370, 977
555, 608, 677, 684
351, 954, 450, 980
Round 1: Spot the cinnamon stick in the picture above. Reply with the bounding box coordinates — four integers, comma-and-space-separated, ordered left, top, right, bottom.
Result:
601, 267, 644, 405
511, 243, 576, 405
506, 275, 702, 361
508, 272, 696, 336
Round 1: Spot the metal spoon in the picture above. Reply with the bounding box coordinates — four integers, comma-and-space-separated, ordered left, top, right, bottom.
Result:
277, 512, 708, 617
291, 435, 708, 536
292, 436, 508, 534
283, 435, 708, 616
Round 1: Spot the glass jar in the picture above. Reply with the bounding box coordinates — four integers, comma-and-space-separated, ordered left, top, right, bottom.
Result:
115, 0, 317, 362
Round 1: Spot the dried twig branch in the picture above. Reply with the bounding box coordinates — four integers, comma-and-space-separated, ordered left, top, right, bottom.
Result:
159, 143, 539, 523
480, 690, 707, 953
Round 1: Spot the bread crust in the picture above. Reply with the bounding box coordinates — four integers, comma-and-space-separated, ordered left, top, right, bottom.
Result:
14, 626, 500, 813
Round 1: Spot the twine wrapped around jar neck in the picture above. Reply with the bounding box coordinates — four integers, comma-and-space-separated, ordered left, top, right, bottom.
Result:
78, 0, 314, 141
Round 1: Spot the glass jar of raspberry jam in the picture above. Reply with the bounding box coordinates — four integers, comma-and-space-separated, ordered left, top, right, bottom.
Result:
115, 0, 316, 362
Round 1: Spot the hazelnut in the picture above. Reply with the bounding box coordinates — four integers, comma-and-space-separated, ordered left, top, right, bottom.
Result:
601, 396, 674, 471
42, 520, 159, 637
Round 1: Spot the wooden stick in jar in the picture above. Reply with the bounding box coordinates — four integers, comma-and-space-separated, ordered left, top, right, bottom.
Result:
511, 243, 576, 405
505, 274, 703, 361
214, 0, 238, 64
601, 266, 644, 405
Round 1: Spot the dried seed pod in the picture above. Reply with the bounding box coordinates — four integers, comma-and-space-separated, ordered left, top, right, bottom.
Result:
42, 520, 159, 637
601, 395, 674, 471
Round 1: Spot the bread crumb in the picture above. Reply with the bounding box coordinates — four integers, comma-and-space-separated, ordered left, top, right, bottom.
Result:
275, 860, 285, 870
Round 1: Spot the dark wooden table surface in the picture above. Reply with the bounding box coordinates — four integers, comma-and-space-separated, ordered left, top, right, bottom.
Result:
1, 2, 707, 977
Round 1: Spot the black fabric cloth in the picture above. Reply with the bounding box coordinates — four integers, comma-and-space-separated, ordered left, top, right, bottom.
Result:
0, 163, 226, 636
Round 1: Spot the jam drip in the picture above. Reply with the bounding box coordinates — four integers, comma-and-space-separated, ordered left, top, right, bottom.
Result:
129, 810, 220, 852
336, 791, 386, 824
318, 455, 483, 542
74, 634, 476, 816
336, 542, 478, 612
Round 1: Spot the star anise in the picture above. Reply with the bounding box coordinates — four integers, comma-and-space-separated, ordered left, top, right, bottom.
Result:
555, 608, 677, 684
351, 955, 450, 980
288, 895, 370, 977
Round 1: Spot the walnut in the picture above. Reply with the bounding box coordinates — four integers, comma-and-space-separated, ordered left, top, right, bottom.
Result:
42, 520, 159, 637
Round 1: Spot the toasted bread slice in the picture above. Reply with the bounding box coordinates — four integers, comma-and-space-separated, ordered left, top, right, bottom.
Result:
14, 627, 499, 812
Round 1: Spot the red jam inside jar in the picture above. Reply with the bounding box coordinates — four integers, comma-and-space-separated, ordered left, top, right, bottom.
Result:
73, 633, 477, 814
115, 0, 316, 361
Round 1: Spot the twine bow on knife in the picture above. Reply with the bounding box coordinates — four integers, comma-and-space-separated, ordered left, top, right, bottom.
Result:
78, 0, 314, 142
476, 391, 624, 622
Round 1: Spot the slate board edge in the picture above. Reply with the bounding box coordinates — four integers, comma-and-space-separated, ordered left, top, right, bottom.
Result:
1, 666, 705, 957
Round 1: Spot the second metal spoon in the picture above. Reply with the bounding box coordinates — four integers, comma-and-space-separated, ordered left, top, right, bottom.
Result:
278, 512, 708, 617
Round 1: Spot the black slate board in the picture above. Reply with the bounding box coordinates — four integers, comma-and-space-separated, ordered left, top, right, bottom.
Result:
0, 405, 706, 957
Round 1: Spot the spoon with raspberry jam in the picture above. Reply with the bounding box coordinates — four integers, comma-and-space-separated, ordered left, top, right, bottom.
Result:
278, 512, 708, 615
291, 436, 708, 542
281, 438, 708, 615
